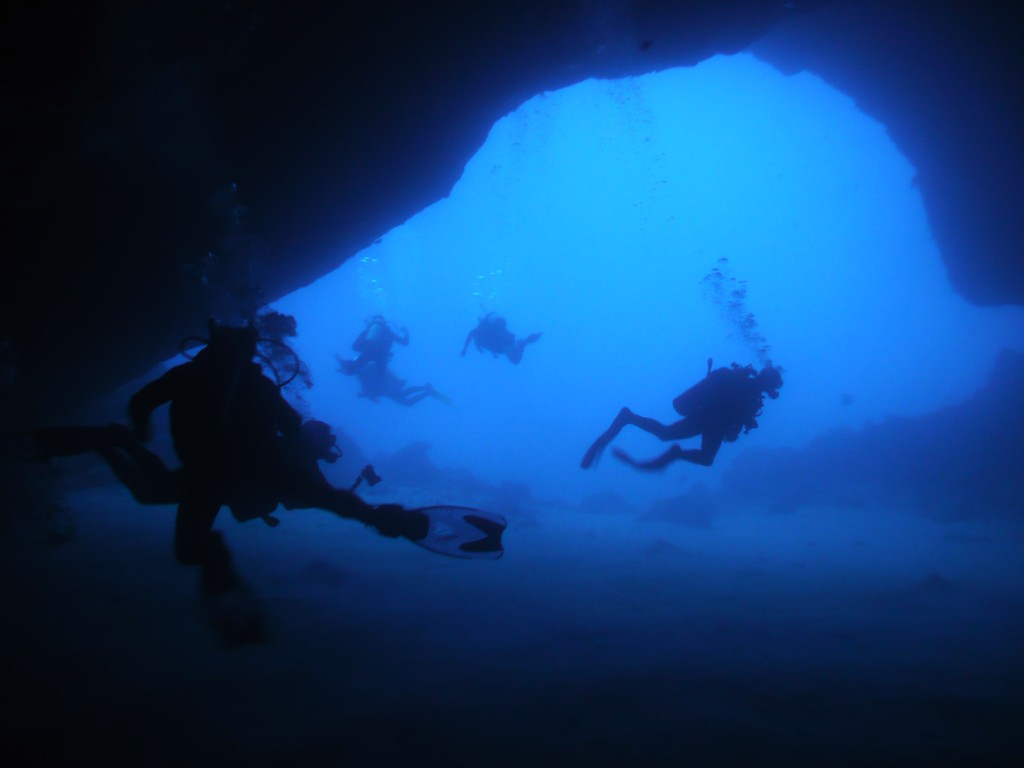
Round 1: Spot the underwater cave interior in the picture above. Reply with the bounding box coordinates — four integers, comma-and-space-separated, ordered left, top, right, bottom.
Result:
9, 49, 1024, 767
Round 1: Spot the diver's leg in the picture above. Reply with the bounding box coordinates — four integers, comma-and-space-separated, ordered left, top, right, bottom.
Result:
31, 424, 181, 504
98, 428, 180, 504
581, 407, 633, 468
628, 415, 701, 442
507, 334, 540, 365
691, 432, 725, 466
30, 425, 119, 459
582, 410, 697, 468
506, 343, 524, 365
612, 444, 686, 471
385, 383, 432, 407
179, 493, 265, 645
615, 432, 723, 470
97, 447, 178, 505
174, 494, 237, 594
400, 385, 435, 406
173, 495, 220, 565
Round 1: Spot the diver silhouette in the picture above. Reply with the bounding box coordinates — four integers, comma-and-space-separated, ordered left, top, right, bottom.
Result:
32, 322, 506, 642
461, 313, 541, 365
34, 325, 500, 526
336, 316, 442, 407
126, 322, 297, 606
338, 315, 409, 375
342, 358, 441, 407
115, 321, 456, 641
581, 360, 783, 470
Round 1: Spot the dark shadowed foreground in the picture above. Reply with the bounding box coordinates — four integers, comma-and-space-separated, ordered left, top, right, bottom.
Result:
3, 475, 1022, 766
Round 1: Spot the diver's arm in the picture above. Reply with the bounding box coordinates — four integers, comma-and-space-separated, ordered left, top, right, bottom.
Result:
460, 329, 476, 356
127, 365, 188, 441
394, 327, 410, 346
363, 504, 428, 539
294, 486, 428, 540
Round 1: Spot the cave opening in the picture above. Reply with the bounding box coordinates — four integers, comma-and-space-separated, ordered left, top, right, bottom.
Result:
270, 53, 1023, 506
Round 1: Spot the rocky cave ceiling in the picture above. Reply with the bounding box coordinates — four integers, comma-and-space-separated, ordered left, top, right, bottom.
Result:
2, 0, 1022, 419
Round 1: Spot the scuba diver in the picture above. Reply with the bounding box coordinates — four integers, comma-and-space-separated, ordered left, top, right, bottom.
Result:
581, 360, 783, 470
461, 313, 542, 365
124, 321, 304, 613
341, 358, 445, 407
38, 320, 503, 643
335, 318, 448, 407
338, 315, 409, 375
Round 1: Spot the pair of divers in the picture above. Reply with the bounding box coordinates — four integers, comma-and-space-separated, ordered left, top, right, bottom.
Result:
338, 311, 543, 405
342, 312, 542, 369
34, 321, 505, 642
582, 359, 783, 470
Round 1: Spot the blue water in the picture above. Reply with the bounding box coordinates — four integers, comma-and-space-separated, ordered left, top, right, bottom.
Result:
17, 53, 1024, 765
274, 54, 1023, 508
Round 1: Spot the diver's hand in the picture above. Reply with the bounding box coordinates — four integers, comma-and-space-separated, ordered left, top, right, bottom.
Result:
371, 504, 429, 541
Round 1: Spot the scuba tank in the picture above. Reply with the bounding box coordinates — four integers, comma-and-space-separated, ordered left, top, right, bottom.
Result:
364, 316, 389, 343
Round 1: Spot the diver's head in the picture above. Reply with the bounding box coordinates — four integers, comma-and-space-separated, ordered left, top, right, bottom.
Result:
206, 319, 258, 362
756, 362, 783, 399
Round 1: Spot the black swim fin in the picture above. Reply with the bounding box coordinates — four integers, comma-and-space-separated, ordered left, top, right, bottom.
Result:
409, 506, 507, 560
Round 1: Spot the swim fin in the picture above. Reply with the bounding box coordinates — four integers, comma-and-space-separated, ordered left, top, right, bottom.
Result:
427, 386, 456, 408
581, 428, 617, 469
410, 506, 507, 560
580, 407, 631, 469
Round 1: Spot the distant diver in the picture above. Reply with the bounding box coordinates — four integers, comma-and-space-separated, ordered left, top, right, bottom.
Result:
336, 315, 445, 406
338, 315, 409, 375
581, 359, 783, 470
461, 313, 541, 365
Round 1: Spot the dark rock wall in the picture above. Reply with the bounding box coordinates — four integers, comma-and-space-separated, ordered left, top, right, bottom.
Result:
750, 0, 1024, 308
2, 0, 1021, 421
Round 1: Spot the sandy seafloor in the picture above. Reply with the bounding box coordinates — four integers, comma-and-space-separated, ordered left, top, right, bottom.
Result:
3, 477, 1023, 768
